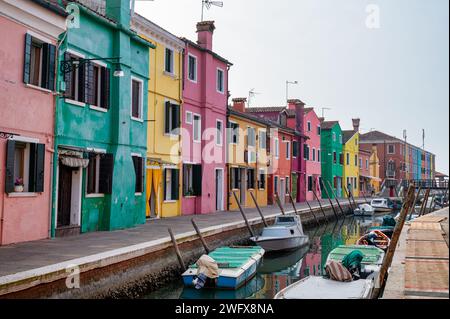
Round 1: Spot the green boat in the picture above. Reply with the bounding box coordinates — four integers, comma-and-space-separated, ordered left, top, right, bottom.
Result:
327, 245, 385, 276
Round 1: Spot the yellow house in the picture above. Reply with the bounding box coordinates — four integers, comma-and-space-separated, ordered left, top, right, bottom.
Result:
132, 15, 184, 218
227, 103, 268, 211
342, 130, 360, 198
369, 145, 381, 192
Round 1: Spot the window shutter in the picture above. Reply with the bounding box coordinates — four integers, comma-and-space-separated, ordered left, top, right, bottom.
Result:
85, 63, 95, 105
172, 104, 180, 133
23, 34, 32, 84
193, 165, 202, 196
78, 62, 86, 103
64, 52, 73, 98
99, 153, 114, 194
163, 169, 167, 200
172, 169, 179, 200
5, 140, 16, 193
35, 143, 45, 192
41, 44, 56, 91
101, 67, 110, 109
141, 158, 145, 194
165, 101, 171, 134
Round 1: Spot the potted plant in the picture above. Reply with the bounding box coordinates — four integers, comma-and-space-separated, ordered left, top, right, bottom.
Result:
14, 178, 24, 193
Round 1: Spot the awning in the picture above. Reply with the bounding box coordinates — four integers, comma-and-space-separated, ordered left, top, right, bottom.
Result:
60, 156, 89, 168
361, 174, 382, 182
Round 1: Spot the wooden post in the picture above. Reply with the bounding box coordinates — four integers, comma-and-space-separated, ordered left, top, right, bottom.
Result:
361, 190, 370, 204
419, 188, 431, 216
274, 193, 286, 215
305, 200, 320, 226
408, 186, 422, 220
327, 180, 345, 216
321, 181, 338, 219
343, 185, 355, 211
249, 190, 268, 227
429, 194, 437, 215
191, 219, 210, 254
312, 189, 328, 222
168, 228, 186, 271
375, 185, 416, 298
232, 191, 255, 237
288, 193, 299, 215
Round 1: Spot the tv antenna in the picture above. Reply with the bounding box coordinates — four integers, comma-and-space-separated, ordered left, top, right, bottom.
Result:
248, 89, 261, 107
202, 0, 224, 21
321, 107, 332, 118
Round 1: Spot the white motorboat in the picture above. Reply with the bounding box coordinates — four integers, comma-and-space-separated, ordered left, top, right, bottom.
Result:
370, 198, 393, 212
250, 214, 309, 252
353, 204, 375, 216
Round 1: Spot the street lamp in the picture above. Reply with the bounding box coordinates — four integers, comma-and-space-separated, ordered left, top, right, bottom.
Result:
286, 80, 298, 102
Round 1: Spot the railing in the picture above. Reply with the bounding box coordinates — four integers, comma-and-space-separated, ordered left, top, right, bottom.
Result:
402, 179, 449, 189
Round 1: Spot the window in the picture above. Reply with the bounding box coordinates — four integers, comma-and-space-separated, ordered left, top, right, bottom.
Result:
346, 153, 350, 165
308, 176, 313, 192
188, 54, 197, 82
217, 68, 224, 93
5, 140, 45, 193
366, 159, 369, 169
274, 138, 279, 158
274, 176, 279, 195
258, 169, 266, 189
339, 135, 343, 144
248, 151, 256, 163
230, 168, 241, 189
164, 168, 179, 201
286, 176, 290, 194
292, 141, 298, 158
388, 144, 395, 154
359, 158, 363, 168
132, 155, 144, 194
286, 142, 290, 159
312, 148, 316, 161
259, 130, 267, 149
131, 78, 143, 120
332, 133, 336, 141
165, 101, 181, 135
24, 34, 56, 91
165, 47, 174, 74
186, 111, 193, 124
230, 122, 239, 144
354, 154, 358, 166
193, 114, 201, 142
339, 153, 344, 165
247, 127, 256, 147
247, 169, 255, 189
87, 153, 114, 195
317, 149, 321, 162
307, 121, 311, 132
317, 126, 321, 136
216, 120, 223, 146
183, 164, 202, 196
304, 144, 310, 161
333, 151, 337, 164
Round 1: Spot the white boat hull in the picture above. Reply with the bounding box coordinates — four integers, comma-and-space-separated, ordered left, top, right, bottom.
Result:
251, 235, 309, 253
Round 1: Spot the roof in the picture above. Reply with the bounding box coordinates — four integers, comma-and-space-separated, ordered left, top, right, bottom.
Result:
321, 121, 340, 130
342, 130, 357, 144
360, 130, 402, 143
228, 107, 271, 127
359, 148, 371, 155
31, 0, 69, 16
181, 37, 233, 66
435, 171, 449, 178
304, 107, 314, 114
285, 109, 296, 118
246, 106, 287, 113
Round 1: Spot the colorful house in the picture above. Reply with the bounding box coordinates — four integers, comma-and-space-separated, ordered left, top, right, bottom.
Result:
342, 119, 360, 198
181, 21, 232, 215
227, 99, 268, 210
359, 148, 372, 195
132, 14, 185, 219
320, 121, 343, 199
52, 0, 154, 236
0, 0, 66, 245
303, 107, 322, 201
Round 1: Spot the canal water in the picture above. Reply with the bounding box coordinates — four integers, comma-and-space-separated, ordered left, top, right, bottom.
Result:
143, 213, 395, 299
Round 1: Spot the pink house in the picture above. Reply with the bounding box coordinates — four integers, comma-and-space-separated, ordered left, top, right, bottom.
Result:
304, 107, 322, 201
0, 0, 66, 245
181, 21, 232, 215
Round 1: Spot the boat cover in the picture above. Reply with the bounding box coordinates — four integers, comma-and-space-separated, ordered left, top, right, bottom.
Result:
196, 255, 219, 279
325, 260, 353, 282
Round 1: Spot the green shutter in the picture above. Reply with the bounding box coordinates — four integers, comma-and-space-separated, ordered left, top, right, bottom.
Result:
163, 169, 167, 200
85, 63, 95, 105
172, 104, 180, 132
165, 102, 171, 134
101, 67, 110, 109
23, 34, 32, 84
193, 165, 202, 196
99, 153, 114, 194
78, 62, 86, 103
5, 140, 16, 193
63, 52, 73, 98
172, 169, 180, 200
41, 43, 56, 90
35, 143, 45, 192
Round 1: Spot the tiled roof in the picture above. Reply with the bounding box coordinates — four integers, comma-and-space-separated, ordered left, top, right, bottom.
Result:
286, 109, 296, 118
360, 130, 402, 143
31, 0, 68, 16
342, 130, 357, 144
227, 107, 271, 127
321, 121, 339, 130
246, 107, 287, 113
304, 107, 314, 114
181, 38, 232, 66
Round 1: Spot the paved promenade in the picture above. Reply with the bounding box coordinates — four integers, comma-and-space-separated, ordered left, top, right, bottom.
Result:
383, 207, 449, 299
0, 198, 356, 279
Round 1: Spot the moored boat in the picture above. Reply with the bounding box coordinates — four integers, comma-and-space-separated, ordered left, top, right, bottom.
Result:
370, 198, 394, 212
357, 230, 391, 250
353, 204, 375, 216
182, 246, 265, 290
327, 245, 385, 275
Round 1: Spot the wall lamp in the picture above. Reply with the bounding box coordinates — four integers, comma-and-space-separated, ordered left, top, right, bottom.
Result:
60, 57, 124, 77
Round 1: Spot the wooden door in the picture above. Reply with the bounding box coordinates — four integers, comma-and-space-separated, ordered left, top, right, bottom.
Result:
58, 165, 73, 227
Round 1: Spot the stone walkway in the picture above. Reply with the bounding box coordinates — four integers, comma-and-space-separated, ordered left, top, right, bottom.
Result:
0, 198, 357, 278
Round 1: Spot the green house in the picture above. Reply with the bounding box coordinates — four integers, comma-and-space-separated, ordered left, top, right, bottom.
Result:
320, 121, 343, 199
51, 0, 155, 236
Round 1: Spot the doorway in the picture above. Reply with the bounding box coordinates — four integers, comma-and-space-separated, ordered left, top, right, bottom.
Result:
240, 168, 246, 205
215, 169, 224, 211
280, 178, 286, 202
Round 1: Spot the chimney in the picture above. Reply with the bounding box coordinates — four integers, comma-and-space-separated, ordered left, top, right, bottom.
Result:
287, 99, 305, 132
197, 21, 215, 51
106, 0, 130, 26
232, 98, 247, 113
318, 117, 325, 123
352, 118, 360, 132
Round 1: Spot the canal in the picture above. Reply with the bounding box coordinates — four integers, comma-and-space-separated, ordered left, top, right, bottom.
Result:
142, 213, 394, 299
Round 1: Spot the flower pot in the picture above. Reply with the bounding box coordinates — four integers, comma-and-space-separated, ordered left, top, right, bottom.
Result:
14, 185, 24, 193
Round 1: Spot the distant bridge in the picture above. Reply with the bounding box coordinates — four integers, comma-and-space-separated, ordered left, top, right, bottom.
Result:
401, 179, 449, 190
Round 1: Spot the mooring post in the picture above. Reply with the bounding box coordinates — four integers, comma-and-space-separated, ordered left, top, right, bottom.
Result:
288, 193, 299, 215
343, 185, 355, 211
429, 194, 437, 214
274, 193, 286, 215
419, 188, 431, 216
191, 219, 210, 254
305, 200, 320, 226
232, 191, 256, 237
320, 181, 338, 219
408, 186, 422, 220
249, 190, 268, 227
327, 180, 345, 216
375, 185, 416, 298
312, 189, 328, 222
168, 228, 186, 272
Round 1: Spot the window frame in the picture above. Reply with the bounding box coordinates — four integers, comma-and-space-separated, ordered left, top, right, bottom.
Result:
193, 113, 202, 143
216, 68, 225, 94
274, 138, 279, 159
186, 111, 193, 125
259, 130, 267, 150
130, 76, 144, 122
131, 153, 144, 195
387, 144, 395, 154
187, 53, 198, 83
86, 152, 106, 197
216, 120, 223, 146
164, 47, 175, 75
286, 141, 291, 160
64, 49, 86, 107
229, 121, 239, 145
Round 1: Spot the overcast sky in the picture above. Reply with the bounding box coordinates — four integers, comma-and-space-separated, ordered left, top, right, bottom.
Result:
135, 0, 449, 174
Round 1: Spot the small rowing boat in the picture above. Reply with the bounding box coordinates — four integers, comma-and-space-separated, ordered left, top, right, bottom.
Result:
357, 230, 391, 250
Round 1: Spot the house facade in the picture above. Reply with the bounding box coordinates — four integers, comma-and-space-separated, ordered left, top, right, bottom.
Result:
359, 148, 372, 195
303, 107, 322, 201
0, 0, 66, 245
320, 121, 343, 199
342, 119, 360, 198
227, 99, 268, 210
52, 0, 153, 236
132, 14, 184, 219
181, 21, 232, 215
369, 145, 381, 192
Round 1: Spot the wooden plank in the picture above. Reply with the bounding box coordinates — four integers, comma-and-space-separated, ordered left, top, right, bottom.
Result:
414, 216, 447, 223
410, 222, 442, 231
406, 240, 449, 260
405, 259, 449, 297
408, 229, 445, 241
